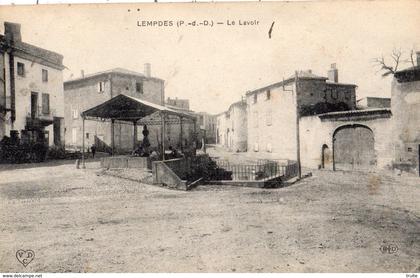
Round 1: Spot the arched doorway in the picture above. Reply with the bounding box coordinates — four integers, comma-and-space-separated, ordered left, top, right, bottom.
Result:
333, 124, 376, 171
321, 144, 331, 169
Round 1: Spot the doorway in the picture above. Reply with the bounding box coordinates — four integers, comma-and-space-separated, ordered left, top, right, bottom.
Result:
31, 92, 38, 118
321, 144, 331, 169
333, 124, 376, 171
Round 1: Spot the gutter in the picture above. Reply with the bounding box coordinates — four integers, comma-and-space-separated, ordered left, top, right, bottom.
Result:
8, 47, 15, 124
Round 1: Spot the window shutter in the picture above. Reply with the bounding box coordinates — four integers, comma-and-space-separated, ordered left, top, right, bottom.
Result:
42, 93, 50, 114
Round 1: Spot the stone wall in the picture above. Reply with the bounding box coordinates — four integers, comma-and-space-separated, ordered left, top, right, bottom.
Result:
391, 78, 420, 174
300, 114, 393, 170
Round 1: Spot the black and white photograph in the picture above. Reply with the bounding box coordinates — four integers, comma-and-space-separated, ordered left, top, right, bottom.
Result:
0, 0, 419, 275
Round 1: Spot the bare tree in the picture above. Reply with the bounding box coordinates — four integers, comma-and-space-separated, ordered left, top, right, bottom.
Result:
405, 49, 416, 67
373, 48, 403, 77
373, 48, 418, 77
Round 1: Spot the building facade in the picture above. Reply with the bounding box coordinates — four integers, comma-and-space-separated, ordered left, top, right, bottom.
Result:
64, 66, 165, 153
391, 52, 420, 175
216, 99, 247, 152
299, 109, 393, 170
246, 66, 357, 160
356, 97, 391, 109
196, 112, 217, 144
0, 22, 65, 147
165, 97, 190, 111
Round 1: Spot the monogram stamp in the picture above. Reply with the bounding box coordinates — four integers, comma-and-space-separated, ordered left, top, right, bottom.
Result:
16, 249, 35, 267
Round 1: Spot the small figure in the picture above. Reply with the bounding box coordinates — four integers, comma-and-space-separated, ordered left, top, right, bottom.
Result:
90, 144, 96, 158
149, 148, 160, 161
142, 125, 151, 155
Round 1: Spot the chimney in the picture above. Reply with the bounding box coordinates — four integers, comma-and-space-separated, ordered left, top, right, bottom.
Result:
144, 63, 151, 78
328, 63, 338, 83
416, 51, 420, 66
4, 22, 22, 44
81, 70, 85, 78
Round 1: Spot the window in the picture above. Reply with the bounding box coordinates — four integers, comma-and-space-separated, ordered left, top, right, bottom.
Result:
253, 94, 257, 104
72, 109, 79, 119
136, 82, 143, 94
97, 81, 105, 92
86, 133, 90, 139
42, 93, 50, 114
266, 110, 272, 126
17, 62, 25, 77
407, 147, 413, 152
266, 90, 271, 100
42, 69, 48, 82
72, 127, 78, 144
331, 90, 339, 100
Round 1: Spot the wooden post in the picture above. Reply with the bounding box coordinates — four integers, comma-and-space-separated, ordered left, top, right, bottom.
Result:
82, 116, 86, 169
294, 71, 302, 179
193, 118, 197, 150
179, 116, 183, 152
111, 119, 115, 156
133, 120, 137, 151
203, 129, 207, 153
161, 112, 166, 160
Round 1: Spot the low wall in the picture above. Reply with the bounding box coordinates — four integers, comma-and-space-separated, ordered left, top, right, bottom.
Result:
162, 158, 190, 180
152, 160, 188, 190
101, 156, 150, 169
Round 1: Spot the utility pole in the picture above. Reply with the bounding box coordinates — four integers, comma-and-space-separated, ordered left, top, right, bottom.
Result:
294, 71, 302, 179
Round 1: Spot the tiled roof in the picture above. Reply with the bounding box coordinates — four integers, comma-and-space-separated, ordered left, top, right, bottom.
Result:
246, 70, 356, 96
316, 108, 391, 119
65, 68, 163, 83
0, 34, 64, 70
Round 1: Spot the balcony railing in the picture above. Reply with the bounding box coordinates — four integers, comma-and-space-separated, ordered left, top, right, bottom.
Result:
25, 106, 56, 128
26, 105, 56, 120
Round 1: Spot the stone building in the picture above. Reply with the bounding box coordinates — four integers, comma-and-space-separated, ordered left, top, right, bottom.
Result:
246, 65, 357, 160
216, 111, 227, 146
165, 97, 190, 111
0, 22, 65, 146
216, 99, 247, 152
196, 112, 217, 144
391, 52, 420, 175
356, 97, 391, 109
64, 65, 165, 153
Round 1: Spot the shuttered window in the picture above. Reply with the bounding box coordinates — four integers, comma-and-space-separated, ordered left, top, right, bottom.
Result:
136, 82, 143, 94
42, 69, 48, 82
17, 62, 25, 77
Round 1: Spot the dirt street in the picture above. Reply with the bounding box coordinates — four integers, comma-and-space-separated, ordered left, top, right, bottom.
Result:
0, 162, 419, 272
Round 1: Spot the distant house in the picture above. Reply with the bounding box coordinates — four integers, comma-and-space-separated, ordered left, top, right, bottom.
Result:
216, 99, 247, 152
166, 97, 190, 111
357, 97, 391, 109
196, 112, 217, 144
0, 22, 65, 147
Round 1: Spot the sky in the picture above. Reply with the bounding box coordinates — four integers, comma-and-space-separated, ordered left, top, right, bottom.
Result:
1, 1, 419, 114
